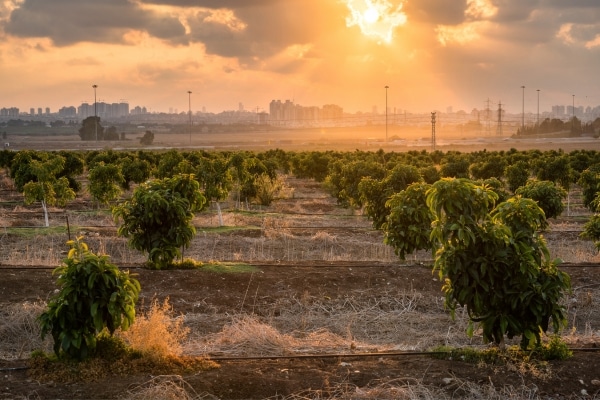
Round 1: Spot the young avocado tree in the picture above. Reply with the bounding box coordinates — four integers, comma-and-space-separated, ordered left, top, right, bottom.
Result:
88, 161, 125, 206
38, 237, 140, 360
427, 178, 571, 349
21, 154, 76, 227
112, 174, 206, 269
358, 164, 422, 230
196, 156, 232, 226
515, 180, 567, 220
383, 182, 434, 259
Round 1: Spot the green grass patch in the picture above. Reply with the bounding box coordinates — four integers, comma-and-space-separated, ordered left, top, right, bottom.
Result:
196, 225, 261, 234
200, 262, 259, 273
5, 226, 71, 237
154, 258, 258, 273
430, 336, 572, 364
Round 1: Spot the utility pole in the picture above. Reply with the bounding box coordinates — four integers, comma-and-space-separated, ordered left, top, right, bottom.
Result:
484, 98, 491, 136
521, 85, 525, 132
536, 89, 540, 135
496, 102, 503, 136
187, 91, 192, 145
431, 111, 436, 151
92, 84, 98, 141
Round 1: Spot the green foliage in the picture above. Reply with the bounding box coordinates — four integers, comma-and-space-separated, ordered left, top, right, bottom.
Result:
439, 154, 471, 178
581, 192, 600, 250
516, 180, 567, 220
79, 116, 104, 141
505, 160, 530, 193
578, 164, 600, 210
359, 164, 422, 230
534, 154, 573, 190
155, 150, 184, 179
139, 130, 154, 145
120, 156, 152, 190
113, 174, 206, 269
383, 182, 433, 259
325, 158, 386, 208
470, 155, 507, 180
20, 153, 76, 226
419, 165, 440, 184
428, 178, 571, 350
88, 162, 125, 205
38, 238, 140, 360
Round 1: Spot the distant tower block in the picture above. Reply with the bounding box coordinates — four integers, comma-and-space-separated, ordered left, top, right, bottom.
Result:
496, 102, 503, 136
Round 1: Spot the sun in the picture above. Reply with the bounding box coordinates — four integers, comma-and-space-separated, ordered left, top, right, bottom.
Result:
344, 0, 407, 43
363, 7, 379, 24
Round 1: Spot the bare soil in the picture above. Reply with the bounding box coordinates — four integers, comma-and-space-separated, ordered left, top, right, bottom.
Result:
1, 263, 600, 399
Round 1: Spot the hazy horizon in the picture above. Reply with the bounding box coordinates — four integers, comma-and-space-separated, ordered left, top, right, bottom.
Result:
1, 1, 599, 115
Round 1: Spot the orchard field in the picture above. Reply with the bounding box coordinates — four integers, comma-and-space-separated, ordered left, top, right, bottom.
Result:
1, 131, 600, 399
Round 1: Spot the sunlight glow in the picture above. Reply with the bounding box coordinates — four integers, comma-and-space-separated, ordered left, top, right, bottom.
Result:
465, 0, 498, 19
436, 22, 481, 46
344, 0, 407, 43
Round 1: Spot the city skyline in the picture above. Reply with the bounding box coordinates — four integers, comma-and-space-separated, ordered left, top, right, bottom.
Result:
1, 1, 599, 115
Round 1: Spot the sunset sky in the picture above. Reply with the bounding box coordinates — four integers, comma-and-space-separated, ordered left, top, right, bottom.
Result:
0, 0, 599, 115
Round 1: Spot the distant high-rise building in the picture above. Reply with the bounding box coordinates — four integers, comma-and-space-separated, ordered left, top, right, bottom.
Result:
30, 108, 35, 115
59, 106, 77, 118
45, 107, 50, 115
552, 105, 565, 117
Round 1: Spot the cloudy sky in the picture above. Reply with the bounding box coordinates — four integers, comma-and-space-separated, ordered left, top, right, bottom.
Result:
0, 0, 599, 115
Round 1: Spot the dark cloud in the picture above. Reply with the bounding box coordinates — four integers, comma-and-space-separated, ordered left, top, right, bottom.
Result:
187, 0, 346, 61
404, 0, 467, 25
142, 0, 281, 8
4, 0, 186, 46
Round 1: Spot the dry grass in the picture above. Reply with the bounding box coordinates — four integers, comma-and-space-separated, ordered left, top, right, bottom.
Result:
265, 376, 546, 400
119, 298, 190, 360
0, 301, 51, 360
121, 375, 218, 400
187, 315, 367, 357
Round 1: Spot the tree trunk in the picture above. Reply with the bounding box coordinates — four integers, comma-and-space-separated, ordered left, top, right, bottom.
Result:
41, 200, 49, 227
216, 201, 224, 227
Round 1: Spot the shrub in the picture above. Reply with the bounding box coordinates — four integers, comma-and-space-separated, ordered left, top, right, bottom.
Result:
38, 238, 140, 360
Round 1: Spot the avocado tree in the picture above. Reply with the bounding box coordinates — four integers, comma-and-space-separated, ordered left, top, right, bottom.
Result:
196, 156, 232, 226
112, 174, 206, 269
88, 162, 125, 206
38, 237, 140, 360
358, 163, 422, 229
427, 178, 570, 349
516, 180, 567, 220
21, 154, 76, 227
383, 182, 434, 259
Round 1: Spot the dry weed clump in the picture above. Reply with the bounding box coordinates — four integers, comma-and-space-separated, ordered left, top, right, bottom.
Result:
119, 297, 190, 359
122, 375, 218, 400
0, 301, 51, 359
187, 315, 364, 357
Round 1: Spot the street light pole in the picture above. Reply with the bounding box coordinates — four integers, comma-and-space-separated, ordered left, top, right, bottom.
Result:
188, 91, 192, 145
536, 89, 540, 134
385, 85, 389, 142
93, 84, 98, 141
572, 94, 575, 133
521, 85, 525, 132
